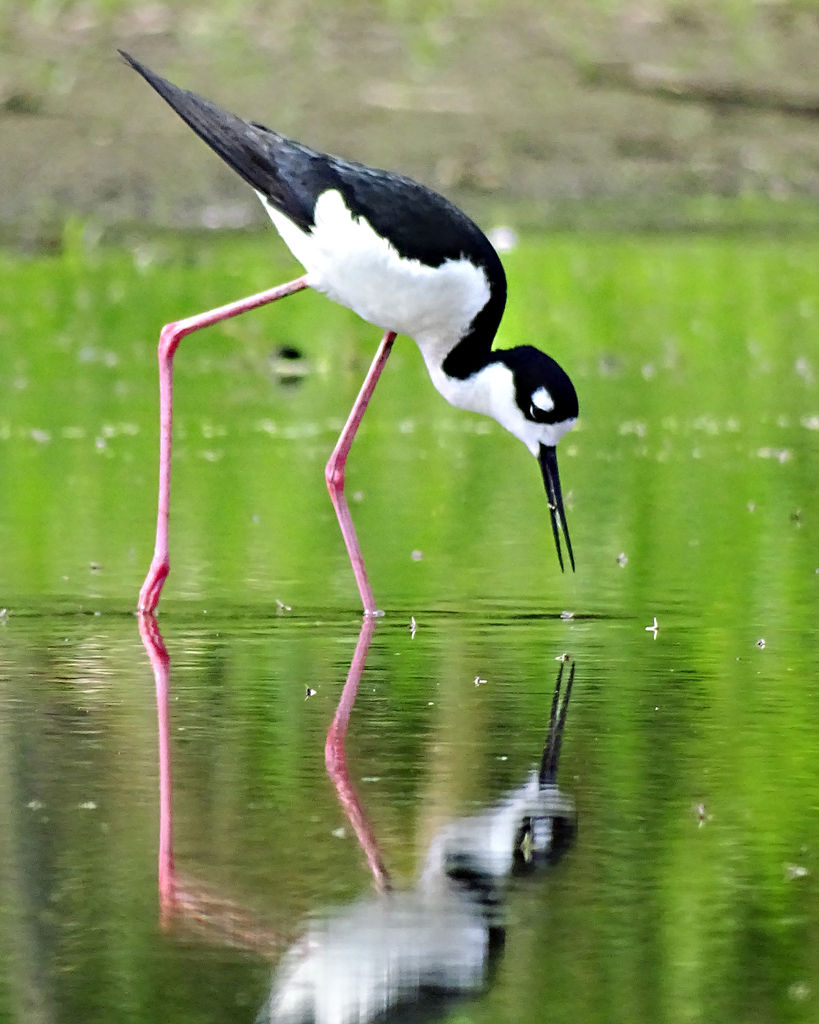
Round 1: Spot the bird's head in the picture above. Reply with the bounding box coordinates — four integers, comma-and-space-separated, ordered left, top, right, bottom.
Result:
494, 347, 578, 572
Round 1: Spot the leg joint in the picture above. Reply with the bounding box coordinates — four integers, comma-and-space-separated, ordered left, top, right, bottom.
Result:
158, 322, 182, 360
325, 455, 345, 492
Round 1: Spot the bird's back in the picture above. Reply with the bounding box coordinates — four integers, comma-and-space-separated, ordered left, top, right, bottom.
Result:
121, 52, 506, 362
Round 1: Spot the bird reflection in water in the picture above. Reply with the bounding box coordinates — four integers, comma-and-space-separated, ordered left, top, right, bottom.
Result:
139, 614, 576, 1021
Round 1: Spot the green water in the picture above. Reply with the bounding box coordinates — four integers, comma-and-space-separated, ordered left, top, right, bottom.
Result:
0, 226, 817, 1023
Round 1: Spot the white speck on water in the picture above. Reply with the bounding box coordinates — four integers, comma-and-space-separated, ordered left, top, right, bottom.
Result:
794, 353, 813, 380
757, 447, 791, 463
78, 801, 97, 810
784, 863, 809, 880
617, 552, 628, 567
30, 429, 51, 444
79, 347, 119, 367
97, 422, 138, 439
787, 981, 811, 1003
692, 415, 721, 435
200, 421, 228, 440
411, 550, 423, 561
560, 610, 574, 620
282, 423, 321, 440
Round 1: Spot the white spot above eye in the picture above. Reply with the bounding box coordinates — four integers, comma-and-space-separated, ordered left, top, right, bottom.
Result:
531, 386, 554, 413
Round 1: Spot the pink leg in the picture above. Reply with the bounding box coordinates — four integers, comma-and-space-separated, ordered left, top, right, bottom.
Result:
325, 331, 397, 616
138, 275, 310, 613
325, 616, 392, 893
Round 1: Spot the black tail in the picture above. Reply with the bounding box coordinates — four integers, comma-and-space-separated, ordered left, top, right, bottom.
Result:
119, 51, 315, 231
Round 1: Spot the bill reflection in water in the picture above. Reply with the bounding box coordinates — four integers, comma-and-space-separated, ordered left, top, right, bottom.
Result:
262, 653, 577, 1023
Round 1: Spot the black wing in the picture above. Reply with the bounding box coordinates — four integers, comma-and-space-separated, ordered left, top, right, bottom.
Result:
120, 51, 504, 276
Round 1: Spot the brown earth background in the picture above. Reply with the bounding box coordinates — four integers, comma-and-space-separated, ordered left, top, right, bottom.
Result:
2, 1, 819, 243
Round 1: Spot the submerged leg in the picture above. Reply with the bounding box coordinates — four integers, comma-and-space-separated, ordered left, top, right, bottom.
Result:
138, 275, 310, 613
325, 331, 397, 617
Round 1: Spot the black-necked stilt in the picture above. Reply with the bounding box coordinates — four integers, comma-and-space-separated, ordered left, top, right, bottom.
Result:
121, 52, 578, 616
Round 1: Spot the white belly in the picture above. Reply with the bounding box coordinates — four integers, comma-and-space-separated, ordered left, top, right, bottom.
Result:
258, 189, 490, 351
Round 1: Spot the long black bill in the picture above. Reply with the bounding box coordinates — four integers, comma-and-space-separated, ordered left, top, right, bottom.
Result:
538, 444, 575, 573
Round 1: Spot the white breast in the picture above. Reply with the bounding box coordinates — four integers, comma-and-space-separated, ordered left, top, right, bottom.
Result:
258, 189, 490, 353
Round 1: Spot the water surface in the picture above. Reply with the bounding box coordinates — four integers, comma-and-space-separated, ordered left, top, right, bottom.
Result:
0, 229, 817, 1022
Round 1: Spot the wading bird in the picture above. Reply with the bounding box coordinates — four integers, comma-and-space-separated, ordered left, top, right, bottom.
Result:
122, 52, 578, 616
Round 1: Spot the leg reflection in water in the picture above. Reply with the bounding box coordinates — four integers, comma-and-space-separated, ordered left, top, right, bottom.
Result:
139, 613, 286, 956
139, 613, 577, 1022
